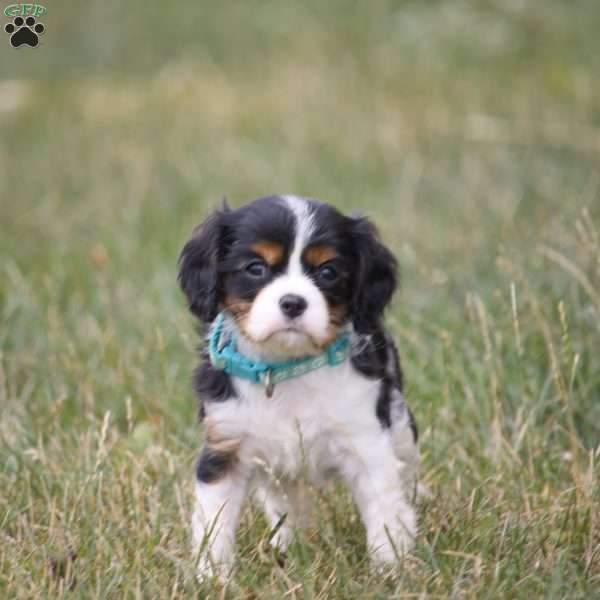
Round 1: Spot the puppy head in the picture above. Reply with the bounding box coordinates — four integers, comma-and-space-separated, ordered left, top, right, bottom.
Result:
179, 195, 397, 358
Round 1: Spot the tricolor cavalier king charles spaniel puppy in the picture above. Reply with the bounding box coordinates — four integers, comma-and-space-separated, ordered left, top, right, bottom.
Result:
179, 195, 418, 579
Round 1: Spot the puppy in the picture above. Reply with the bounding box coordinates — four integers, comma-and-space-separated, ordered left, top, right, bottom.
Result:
179, 195, 418, 579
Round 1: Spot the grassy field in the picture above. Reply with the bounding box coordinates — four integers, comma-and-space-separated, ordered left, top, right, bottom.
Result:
1, 1, 600, 597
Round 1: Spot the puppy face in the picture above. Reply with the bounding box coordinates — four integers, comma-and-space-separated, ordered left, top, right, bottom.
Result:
179, 195, 397, 357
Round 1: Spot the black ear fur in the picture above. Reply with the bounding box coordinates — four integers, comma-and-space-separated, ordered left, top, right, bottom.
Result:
178, 209, 226, 323
350, 216, 398, 334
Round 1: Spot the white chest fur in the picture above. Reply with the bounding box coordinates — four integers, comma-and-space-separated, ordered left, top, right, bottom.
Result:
205, 361, 384, 483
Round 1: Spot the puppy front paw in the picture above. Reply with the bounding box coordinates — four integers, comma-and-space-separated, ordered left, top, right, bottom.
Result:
368, 509, 417, 565
195, 553, 233, 584
370, 529, 415, 565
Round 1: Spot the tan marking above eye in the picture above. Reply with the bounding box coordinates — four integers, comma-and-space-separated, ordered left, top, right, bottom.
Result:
250, 240, 284, 266
304, 245, 338, 267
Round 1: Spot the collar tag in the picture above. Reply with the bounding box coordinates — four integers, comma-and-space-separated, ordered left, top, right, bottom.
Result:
264, 369, 275, 397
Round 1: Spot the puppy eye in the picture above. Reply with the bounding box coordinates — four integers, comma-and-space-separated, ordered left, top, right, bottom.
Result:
318, 263, 338, 282
246, 259, 268, 278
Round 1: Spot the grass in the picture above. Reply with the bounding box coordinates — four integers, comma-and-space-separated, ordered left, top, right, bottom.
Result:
1, 0, 600, 597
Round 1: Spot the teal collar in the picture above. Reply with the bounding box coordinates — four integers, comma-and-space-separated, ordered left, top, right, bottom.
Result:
208, 312, 352, 397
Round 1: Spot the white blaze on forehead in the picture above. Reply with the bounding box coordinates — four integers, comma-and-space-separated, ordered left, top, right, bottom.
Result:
241, 195, 330, 357
283, 195, 315, 275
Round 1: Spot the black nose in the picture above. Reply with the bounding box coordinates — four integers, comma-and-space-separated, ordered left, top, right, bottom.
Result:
279, 294, 308, 319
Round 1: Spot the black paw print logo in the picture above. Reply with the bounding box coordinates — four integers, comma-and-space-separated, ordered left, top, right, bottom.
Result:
4, 15, 45, 48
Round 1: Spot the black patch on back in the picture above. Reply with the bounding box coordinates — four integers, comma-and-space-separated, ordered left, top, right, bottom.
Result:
352, 327, 417, 441
351, 329, 390, 382
407, 407, 419, 443
376, 378, 393, 428
196, 445, 237, 483
386, 334, 404, 391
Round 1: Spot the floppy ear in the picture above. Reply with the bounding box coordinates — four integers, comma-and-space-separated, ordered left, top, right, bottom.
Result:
178, 209, 225, 323
350, 216, 398, 334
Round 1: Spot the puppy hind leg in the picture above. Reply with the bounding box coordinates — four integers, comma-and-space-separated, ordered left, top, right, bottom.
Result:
259, 480, 312, 552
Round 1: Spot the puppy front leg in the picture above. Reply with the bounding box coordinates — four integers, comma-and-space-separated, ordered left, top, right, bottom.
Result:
192, 445, 248, 580
343, 440, 417, 565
